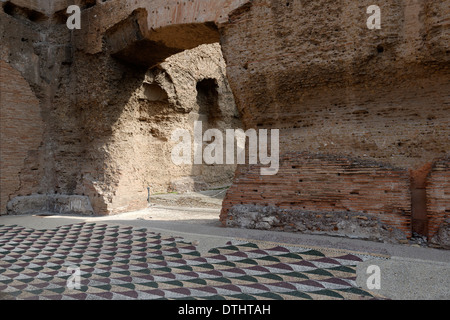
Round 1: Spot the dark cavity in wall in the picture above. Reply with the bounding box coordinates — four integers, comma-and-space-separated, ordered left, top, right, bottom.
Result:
196, 78, 221, 124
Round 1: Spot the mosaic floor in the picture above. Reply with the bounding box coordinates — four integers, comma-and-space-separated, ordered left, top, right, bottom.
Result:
0, 222, 383, 300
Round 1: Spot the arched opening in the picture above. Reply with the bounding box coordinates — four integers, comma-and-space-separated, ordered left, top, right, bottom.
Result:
72, 41, 242, 217
196, 78, 221, 124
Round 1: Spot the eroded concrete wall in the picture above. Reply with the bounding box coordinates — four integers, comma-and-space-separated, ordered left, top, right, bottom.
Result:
0, 1, 241, 216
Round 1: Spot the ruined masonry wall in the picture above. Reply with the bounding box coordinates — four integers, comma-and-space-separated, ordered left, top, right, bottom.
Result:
427, 158, 450, 239
0, 0, 449, 246
0, 60, 44, 215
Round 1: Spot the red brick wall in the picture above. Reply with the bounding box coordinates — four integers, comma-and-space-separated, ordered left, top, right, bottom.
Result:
427, 157, 450, 238
0, 59, 44, 214
221, 152, 412, 237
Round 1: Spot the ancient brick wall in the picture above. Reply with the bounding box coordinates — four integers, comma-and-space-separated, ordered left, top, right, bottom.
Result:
221, 152, 412, 239
220, 0, 449, 169
427, 157, 450, 239
0, 59, 44, 214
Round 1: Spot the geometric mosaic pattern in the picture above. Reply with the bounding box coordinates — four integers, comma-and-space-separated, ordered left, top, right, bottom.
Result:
0, 223, 384, 300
